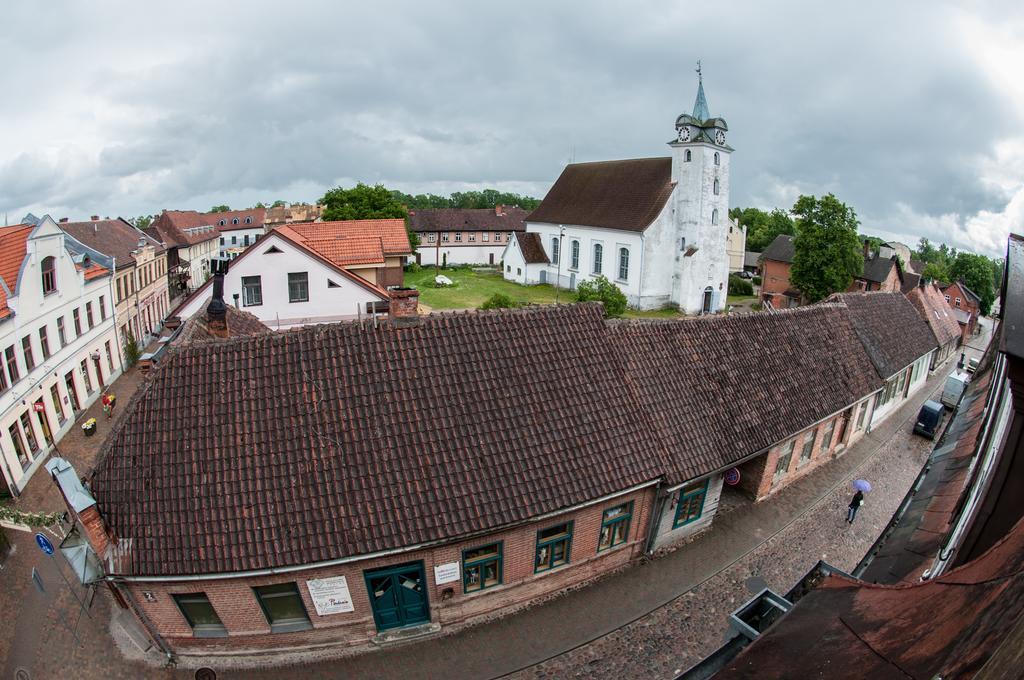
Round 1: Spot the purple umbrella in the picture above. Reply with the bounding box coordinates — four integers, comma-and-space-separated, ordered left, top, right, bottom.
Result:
853, 479, 872, 492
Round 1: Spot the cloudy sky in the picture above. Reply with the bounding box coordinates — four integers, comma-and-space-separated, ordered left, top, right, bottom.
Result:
1, 0, 1021, 256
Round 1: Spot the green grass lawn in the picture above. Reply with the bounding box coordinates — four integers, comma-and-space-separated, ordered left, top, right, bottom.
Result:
405, 267, 562, 310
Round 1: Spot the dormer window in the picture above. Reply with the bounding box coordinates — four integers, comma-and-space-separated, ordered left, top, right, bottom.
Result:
684, 150, 692, 162
245, 216, 253, 224
219, 219, 226, 226
232, 218, 239, 225
41, 256, 56, 295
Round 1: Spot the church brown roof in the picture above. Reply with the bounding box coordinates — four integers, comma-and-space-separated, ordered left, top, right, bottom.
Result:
527, 158, 675, 232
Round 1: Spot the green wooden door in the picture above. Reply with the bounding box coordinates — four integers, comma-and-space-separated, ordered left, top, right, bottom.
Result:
364, 562, 430, 631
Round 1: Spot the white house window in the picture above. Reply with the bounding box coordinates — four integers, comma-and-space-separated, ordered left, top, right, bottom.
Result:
442, 233, 449, 243
618, 248, 629, 281
231, 236, 237, 244
468, 233, 476, 242
570, 240, 580, 270
551, 237, 560, 264
712, 209, 719, 225
714, 152, 720, 166
427, 233, 436, 243
955, 297, 962, 307
593, 244, 603, 274
481, 233, 489, 242
288, 272, 309, 303
684, 150, 692, 162
494, 232, 502, 242
713, 179, 720, 195
455, 232, 462, 242
242, 276, 262, 306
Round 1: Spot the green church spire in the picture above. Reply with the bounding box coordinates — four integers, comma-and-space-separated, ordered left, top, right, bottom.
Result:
692, 60, 710, 121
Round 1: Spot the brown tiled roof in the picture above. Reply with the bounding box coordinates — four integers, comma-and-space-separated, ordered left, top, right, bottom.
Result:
516, 232, 550, 264
281, 219, 411, 256
829, 292, 937, 379
720, 515, 1024, 679
0, 224, 34, 319
59, 218, 165, 270
408, 208, 528, 233
900, 270, 921, 294
859, 353, 994, 585
207, 208, 266, 232
90, 304, 665, 577
859, 253, 900, 284
527, 158, 674, 232
608, 305, 882, 483
906, 283, 962, 348
145, 211, 220, 247
173, 301, 271, 345
761, 234, 795, 264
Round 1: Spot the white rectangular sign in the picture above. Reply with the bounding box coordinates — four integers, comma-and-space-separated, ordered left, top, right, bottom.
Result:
306, 576, 355, 615
433, 561, 461, 585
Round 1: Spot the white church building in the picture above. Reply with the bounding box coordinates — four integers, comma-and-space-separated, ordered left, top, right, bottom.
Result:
503, 74, 733, 314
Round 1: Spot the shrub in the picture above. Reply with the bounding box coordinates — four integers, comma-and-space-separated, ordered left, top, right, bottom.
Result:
480, 293, 519, 310
752, 275, 762, 286
728, 274, 753, 296
406, 262, 422, 273
575, 275, 628, 318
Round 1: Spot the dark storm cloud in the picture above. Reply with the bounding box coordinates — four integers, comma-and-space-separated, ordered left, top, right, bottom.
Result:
1, 0, 1021, 253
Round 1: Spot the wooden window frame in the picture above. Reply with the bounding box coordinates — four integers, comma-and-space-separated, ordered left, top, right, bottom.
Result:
535, 521, 573, 573
673, 480, 709, 528
598, 501, 633, 552
798, 431, 815, 465
462, 542, 503, 594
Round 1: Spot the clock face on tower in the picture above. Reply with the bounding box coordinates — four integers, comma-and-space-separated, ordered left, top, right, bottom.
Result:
677, 126, 691, 142
715, 129, 726, 145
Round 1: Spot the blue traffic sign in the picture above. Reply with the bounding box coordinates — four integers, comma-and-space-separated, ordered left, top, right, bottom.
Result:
35, 533, 54, 555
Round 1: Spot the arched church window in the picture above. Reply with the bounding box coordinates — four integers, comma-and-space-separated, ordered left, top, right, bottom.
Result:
618, 248, 629, 281
41, 256, 56, 294
551, 237, 560, 264
570, 240, 580, 269
593, 244, 603, 274
713, 179, 720, 196
714, 152, 720, 166
712, 209, 719, 225
684, 150, 692, 162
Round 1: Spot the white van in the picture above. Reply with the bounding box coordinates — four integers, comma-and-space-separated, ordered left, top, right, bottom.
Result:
941, 371, 970, 409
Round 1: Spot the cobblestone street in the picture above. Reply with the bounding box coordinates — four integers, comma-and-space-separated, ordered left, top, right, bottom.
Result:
0, 325, 990, 680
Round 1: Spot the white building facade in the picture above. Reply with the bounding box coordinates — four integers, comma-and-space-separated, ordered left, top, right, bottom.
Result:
505, 77, 732, 314
0, 217, 122, 496
173, 229, 389, 330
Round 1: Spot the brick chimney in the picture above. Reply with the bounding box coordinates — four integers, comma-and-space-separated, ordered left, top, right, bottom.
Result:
863, 240, 871, 259
206, 258, 229, 338
45, 457, 115, 559
59, 217, 69, 223
389, 288, 421, 327
495, 204, 505, 216
90, 215, 100, 221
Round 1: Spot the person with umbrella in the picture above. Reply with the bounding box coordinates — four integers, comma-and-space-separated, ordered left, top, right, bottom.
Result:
847, 479, 871, 524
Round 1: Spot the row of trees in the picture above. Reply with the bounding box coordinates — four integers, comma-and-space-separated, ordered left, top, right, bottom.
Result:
733, 195, 1002, 314
389, 188, 542, 211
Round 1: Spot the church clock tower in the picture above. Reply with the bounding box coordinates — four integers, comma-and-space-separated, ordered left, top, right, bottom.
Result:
667, 62, 732, 314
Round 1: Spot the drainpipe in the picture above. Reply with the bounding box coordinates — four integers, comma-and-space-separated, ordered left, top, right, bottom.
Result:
637, 233, 646, 309
643, 479, 665, 555
109, 257, 126, 375
109, 579, 176, 666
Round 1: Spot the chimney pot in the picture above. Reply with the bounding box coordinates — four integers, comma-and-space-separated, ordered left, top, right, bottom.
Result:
206, 258, 229, 338
389, 288, 421, 327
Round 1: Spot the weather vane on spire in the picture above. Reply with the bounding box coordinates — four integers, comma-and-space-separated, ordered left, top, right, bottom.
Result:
696, 59, 702, 84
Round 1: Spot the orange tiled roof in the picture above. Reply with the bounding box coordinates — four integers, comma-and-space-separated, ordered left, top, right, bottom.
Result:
80, 262, 110, 281
282, 219, 411, 257
0, 224, 35, 319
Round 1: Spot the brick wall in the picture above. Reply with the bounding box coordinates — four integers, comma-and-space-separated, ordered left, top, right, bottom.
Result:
127, 486, 655, 655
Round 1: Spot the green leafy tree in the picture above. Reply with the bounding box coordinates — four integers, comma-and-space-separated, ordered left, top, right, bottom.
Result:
210, 205, 230, 213
921, 261, 951, 284
271, 200, 287, 208
949, 251, 997, 315
789, 194, 863, 303
575, 275, 628, 317
731, 207, 797, 252
253, 202, 266, 209
479, 293, 519, 310
123, 330, 141, 367
389, 189, 542, 211
321, 183, 419, 250
130, 215, 154, 230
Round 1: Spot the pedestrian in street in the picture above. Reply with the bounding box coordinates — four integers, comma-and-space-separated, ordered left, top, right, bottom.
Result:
102, 392, 116, 420
847, 490, 864, 524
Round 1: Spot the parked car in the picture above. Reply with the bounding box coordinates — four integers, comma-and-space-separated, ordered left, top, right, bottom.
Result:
967, 357, 980, 374
941, 371, 970, 409
914, 400, 945, 439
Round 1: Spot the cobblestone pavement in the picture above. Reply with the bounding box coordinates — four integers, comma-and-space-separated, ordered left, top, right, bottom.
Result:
0, 323, 991, 680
